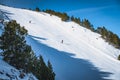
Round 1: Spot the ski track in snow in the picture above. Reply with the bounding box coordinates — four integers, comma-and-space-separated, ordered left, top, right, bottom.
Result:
0, 5, 120, 80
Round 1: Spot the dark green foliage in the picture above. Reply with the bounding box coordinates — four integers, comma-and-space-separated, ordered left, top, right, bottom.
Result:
0, 20, 55, 79
82, 19, 94, 31
37, 56, 48, 80
71, 16, 74, 21
118, 55, 120, 60
71, 16, 81, 25
35, 7, 40, 12
0, 20, 34, 71
31, 56, 55, 80
96, 27, 108, 39
61, 13, 69, 21
96, 27, 120, 48
44, 9, 69, 21
47, 60, 55, 80
71, 16, 95, 32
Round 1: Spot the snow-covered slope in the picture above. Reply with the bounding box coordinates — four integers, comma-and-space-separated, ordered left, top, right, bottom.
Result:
0, 5, 120, 80
0, 57, 37, 80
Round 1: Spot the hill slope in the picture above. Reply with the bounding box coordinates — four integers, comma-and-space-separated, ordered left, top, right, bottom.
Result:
0, 5, 120, 80
0, 56, 37, 80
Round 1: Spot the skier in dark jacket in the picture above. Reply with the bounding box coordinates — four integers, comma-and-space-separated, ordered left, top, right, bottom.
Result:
61, 40, 63, 43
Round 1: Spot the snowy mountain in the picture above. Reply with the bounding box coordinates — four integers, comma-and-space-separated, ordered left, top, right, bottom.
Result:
0, 5, 120, 80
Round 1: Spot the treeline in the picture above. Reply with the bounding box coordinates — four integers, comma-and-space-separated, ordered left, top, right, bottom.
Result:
34, 7, 120, 59
71, 16, 95, 31
96, 27, 120, 48
0, 20, 55, 80
44, 9, 69, 21
70, 16, 120, 49
40, 9, 120, 49
34, 7, 69, 21
40, 9, 95, 31
34, 7, 94, 30
71, 16, 120, 49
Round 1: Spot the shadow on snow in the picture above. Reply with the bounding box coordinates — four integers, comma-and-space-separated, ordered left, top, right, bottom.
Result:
27, 35, 112, 80
0, 9, 13, 20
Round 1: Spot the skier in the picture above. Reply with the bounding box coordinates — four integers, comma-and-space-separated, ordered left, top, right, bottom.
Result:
29, 20, 31, 23
61, 40, 63, 43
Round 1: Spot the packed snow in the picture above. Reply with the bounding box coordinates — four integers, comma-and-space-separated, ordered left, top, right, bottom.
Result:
0, 5, 120, 80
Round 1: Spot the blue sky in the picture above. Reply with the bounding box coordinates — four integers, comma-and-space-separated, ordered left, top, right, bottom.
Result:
0, 0, 120, 37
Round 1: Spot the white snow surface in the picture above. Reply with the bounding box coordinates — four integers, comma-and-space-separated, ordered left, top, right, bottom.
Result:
0, 57, 37, 80
0, 5, 120, 80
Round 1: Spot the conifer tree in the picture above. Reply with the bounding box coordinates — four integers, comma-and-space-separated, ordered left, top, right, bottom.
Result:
36, 55, 49, 80
0, 20, 34, 71
0, 20, 56, 79
32, 56, 55, 80
118, 55, 120, 60
71, 16, 74, 21
35, 7, 40, 12
48, 60, 55, 80
82, 19, 94, 31
96, 27, 120, 49
61, 13, 69, 21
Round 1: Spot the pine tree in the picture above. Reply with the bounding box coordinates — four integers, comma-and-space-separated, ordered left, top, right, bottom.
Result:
118, 55, 120, 60
48, 60, 55, 80
44, 9, 69, 21
32, 56, 55, 80
82, 19, 94, 31
0, 20, 56, 79
35, 7, 40, 12
34, 55, 49, 80
96, 26, 120, 49
39, 55, 49, 80
71, 16, 74, 21
0, 20, 34, 71
71, 16, 81, 25
61, 13, 69, 21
